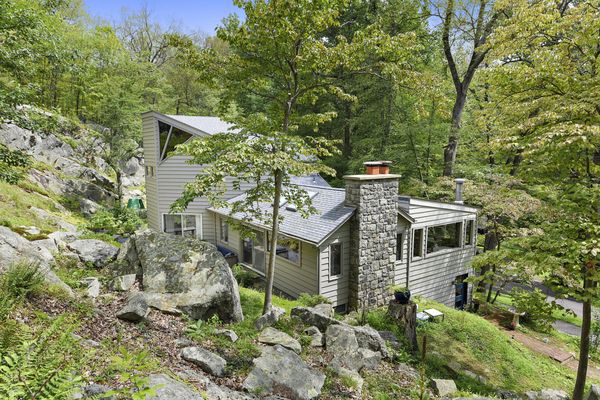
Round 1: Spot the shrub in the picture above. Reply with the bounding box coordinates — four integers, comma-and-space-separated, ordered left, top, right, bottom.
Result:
231, 264, 260, 288
511, 288, 557, 332
0, 262, 45, 300
86, 206, 143, 236
297, 293, 331, 307
591, 310, 600, 357
0, 144, 31, 184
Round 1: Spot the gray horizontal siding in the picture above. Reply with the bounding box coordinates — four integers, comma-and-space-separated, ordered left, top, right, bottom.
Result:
156, 156, 256, 243
409, 203, 475, 228
409, 246, 474, 306
319, 221, 350, 307
142, 115, 159, 231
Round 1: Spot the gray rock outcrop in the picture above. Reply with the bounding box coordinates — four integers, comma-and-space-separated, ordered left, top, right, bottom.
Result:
0, 226, 72, 295
181, 346, 227, 377
115, 230, 243, 323
258, 327, 302, 354
254, 306, 286, 330
243, 345, 325, 400
110, 274, 137, 291
68, 239, 118, 268
325, 324, 382, 373
526, 389, 570, 400
304, 326, 324, 347
589, 385, 600, 400
291, 305, 340, 332
145, 374, 203, 400
430, 379, 457, 397
82, 277, 100, 298
116, 292, 149, 322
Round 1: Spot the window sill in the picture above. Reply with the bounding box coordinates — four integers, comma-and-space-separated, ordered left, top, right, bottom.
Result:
425, 247, 465, 257
328, 274, 343, 282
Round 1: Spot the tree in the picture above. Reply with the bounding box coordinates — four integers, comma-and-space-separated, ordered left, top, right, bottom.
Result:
173, 0, 415, 313
431, 0, 501, 176
485, 1, 600, 398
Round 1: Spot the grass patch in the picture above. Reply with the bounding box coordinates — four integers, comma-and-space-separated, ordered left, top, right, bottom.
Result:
0, 180, 84, 232
415, 297, 581, 394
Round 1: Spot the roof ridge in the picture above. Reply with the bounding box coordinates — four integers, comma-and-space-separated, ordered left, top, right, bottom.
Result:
296, 183, 344, 192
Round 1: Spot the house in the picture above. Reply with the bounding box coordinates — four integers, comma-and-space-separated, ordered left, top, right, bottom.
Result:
142, 111, 478, 312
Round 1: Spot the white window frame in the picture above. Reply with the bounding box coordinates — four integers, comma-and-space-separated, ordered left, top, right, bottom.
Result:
329, 242, 343, 280
412, 228, 424, 260
424, 221, 463, 256
161, 213, 203, 239
464, 218, 476, 247
269, 233, 302, 266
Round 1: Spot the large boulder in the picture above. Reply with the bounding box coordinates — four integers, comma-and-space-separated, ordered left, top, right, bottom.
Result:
68, 239, 118, 268
121, 230, 243, 323
0, 226, 72, 295
243, 345, 325, 400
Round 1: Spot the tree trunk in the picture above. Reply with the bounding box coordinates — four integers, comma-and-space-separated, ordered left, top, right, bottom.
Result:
263, 169, 283, 314
115, 169, 123, 205
573, 276, 594, 400
343, 102, 352, 160
443, 89, 466, 176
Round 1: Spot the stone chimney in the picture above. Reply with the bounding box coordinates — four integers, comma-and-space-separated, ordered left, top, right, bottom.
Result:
344, 161, 401, 310
454, 178, 465, 204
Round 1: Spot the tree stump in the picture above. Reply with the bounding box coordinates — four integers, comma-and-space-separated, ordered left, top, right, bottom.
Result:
387, 300, 418, 353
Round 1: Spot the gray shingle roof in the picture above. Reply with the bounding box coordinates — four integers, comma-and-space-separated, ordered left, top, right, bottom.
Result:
166, 115, 240, 135
209, 184, 355, 245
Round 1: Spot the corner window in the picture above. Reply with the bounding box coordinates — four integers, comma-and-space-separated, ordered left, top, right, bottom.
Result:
465, 220, 475, 246
413, 229, 423, 258
158, 121, 193, 161
427, 222, 462, 254
220, 218, 229, 243
330, 243, 342, 277
163, 214, 201, 238
396, 233, 403, 261
274, 235, 301, 264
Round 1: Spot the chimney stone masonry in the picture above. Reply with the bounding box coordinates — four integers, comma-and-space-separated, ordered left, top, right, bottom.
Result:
344, 161, 401, 310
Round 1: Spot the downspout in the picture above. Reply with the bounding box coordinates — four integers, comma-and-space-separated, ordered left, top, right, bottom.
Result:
406, 228, 411, 288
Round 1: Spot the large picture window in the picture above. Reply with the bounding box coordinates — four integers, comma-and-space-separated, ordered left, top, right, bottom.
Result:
413, 229, 423, 258
241, 230, 266, 274
330, 243, 342, 277
274, 235, 301, 264
163, 214, 201, 238
158, 121, 193, 161
427, 222, 462, 254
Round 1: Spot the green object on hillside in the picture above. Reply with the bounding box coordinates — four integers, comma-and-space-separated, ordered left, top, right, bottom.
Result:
127, 197, 144, 210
